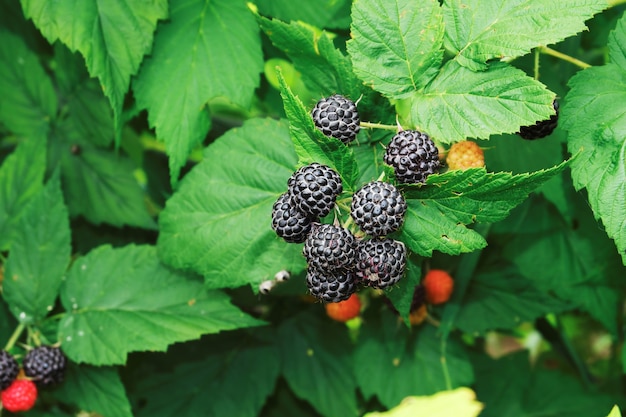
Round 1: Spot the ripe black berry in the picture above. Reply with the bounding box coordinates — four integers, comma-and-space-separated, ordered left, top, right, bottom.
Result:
303, 223, 356, 270
23, 346, 67, 387
271, 192, 313, 243
384, 130, 440, 184
350, 181, 406, 237
288, 163, 342, 219
411, 284, 426, 310
311, 94, 360, 144
355, 238, 406, 289
0, 350, 19, 390
518, 99, 559, 140
306, 267, 357, 302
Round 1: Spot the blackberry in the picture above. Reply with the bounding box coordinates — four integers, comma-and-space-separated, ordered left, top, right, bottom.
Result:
350, 181, 406, 236
0, 350, 19, 390
303, 223, 357, 270
355, 238, 406, 289
271, 192, 313, 243
23, 346, 67, 387
288, 163, 342, 218
518, 99, 559, 140
311, 94, 360, 144
384, 130, 440, 184
306, 267, 357, 303
411, 284, 426, 310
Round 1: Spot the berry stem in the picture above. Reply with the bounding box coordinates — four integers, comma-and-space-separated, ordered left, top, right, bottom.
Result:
440, 337, 453, 391
533, 48, 540, 81
609, 0, 626, 6
538, 46, 591, 69
360, 121, 398, 132
4, 323, 25, 351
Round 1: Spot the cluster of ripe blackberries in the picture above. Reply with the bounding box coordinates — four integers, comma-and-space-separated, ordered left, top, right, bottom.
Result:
0, 346, 67, 391
518, 99, 559, 140
271, 164, 408, 302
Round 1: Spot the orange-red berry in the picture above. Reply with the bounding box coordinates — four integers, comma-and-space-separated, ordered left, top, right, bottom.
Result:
1, 379, 38, 413
422, 269, 454, 305
325, 293, 362, 322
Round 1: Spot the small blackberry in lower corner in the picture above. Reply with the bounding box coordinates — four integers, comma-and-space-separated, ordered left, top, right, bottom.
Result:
303, 223, 357, 270
518, 99, 559, 140
355, 238, 406, 289
384, 130, 440, 184
0, 350, 19, 390
271, 192, 313, 243
350, 181, 407, 237
306, 267, 357, 303
311, 94, 361, 144
288, 163, 343, 218
23, 346, 67, 387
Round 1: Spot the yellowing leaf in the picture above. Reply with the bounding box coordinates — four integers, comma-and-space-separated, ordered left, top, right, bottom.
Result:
364, 388, 483, 417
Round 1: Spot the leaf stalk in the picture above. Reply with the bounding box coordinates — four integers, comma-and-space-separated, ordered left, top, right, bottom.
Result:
538, 46, 591, 69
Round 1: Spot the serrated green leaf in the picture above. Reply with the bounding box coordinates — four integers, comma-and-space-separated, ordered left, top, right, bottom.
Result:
133, 0, 263, 183
443, 0, 606, 71
21, 0, 167, 143
405, 61, 555, 142
562, 65, 626, 265
473, 351, 616, 417
279, 312, 358, 417
255, 0, 351, 29
137, 339, 280, 417
608, 12, 626, 70
399, 161, 568, 256
355, 316, 473, 408
54, 363, 132, 417
277, 71, 360, 191
364, 388, 483, 417
492, 195, 626, 333
48, 126, 155, 229
347, 0, 444, 98
4, 171, 70, 324
257, 14, 363, 100
0, 29, 56, 138
58, 244, 264, 365
455, 264, 569, 334
158, 118, 305, 289
53, 44, 114, 148
384, 256, 422, 324
0, 138, 46, 251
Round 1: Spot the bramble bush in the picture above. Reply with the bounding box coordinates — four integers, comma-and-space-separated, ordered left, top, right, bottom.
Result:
1, 0, 626, 416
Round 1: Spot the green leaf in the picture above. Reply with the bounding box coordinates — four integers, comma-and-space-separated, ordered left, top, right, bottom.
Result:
405, 61, 555, 142
491, 195, 626, 333
442, 0, 606, 71
53, 44, 114, 148
0, 29, 56, 138
21, 0, 167, 142
133, 0, 263, 183
473, 351, 616, 417
399, 161, 568, 256
257, 14, 364, 100
158, 118, 305, 290
347, 0, 444, 98
363, 388, 483, 417
0, 138, 46, 251
562, 65, 626, 264
277, 71, 360, 191
279, 312, 359, 417
607, 406, 622, 417
454, 263, 569, 334
384, 256, 422, 324
4, 171, 71, 324
355, 315, 473, 408
58, 244, 264, 365
48, 126, 156, 229
137, 337, 280, 417
54, 363, 132, 417
608, 13, 626, 70
254, 0, 351, 29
